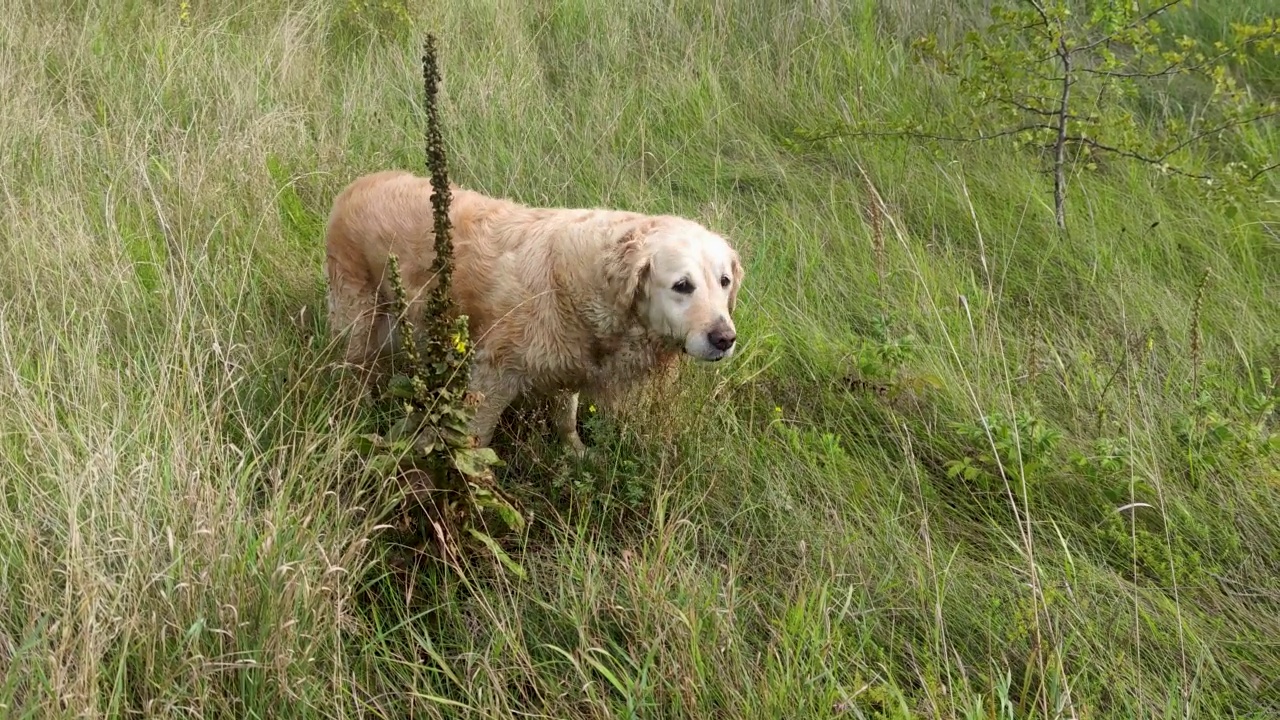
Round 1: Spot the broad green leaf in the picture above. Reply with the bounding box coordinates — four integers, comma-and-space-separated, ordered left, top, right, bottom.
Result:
466, 528, 526, 579
453, 447, 501, 477
387, 374, 417, 399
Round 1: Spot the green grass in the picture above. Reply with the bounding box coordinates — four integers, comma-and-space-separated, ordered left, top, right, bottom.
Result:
2, 0, 1278, 717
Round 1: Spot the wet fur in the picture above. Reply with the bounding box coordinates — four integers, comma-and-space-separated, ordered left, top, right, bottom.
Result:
324, 170, 744, 454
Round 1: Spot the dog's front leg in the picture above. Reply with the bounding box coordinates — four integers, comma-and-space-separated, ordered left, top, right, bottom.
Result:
549, 391, 587, 457
466, 363, 518, 449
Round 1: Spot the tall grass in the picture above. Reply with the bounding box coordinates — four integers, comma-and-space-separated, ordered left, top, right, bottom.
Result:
1, 0, 1277, 717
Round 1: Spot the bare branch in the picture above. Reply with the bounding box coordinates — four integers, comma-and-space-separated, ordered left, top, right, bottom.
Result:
806, 109, 1274, 171
1080, 63, 1196, 80
994, 95, 1082, 118
1248, 162, 1280, 183
1063, 136, 1213, 180
796, 124, 1055, 145
1158, 109, 1280, 162
1078, 29, 1280, 80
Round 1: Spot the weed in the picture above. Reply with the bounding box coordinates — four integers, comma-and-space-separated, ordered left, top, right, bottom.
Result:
946, 411, 1064, 493
351, 36, 524, 579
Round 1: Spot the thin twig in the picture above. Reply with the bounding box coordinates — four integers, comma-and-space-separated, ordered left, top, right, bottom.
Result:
1063, 136, 1214, 180
1065, 106, 1279, 168
1023, 0, 1050, 28
1024, 0, 1186, 65
798, 124, 1054, 145
1077, 32, 1279, 80
995, 95, 1082, 119
1248, 161, 1280, 182
1070, 0, 1186, 55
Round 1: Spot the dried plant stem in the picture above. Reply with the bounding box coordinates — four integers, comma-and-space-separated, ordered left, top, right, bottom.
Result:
1189, 268, 1210, 397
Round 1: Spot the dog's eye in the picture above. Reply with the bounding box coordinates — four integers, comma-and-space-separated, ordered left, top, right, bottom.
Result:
720, 275, 731, 288
672, 278, 695, 294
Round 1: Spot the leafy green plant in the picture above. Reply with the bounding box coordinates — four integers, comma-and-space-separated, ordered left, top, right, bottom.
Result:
1070, 435, 1130, 478
355, 36, 525, 578
947, 411, 1064, 490
843, 313, 942, 403
771, 416, 848, 470
1097, 498, 1218, 588
337, 0, 413, 44
1176, 365, 1280, 472
547, 407, 652, 514
855, 314, 919, 382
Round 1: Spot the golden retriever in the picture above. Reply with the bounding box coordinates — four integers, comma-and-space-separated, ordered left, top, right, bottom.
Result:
324, 170, 744, 455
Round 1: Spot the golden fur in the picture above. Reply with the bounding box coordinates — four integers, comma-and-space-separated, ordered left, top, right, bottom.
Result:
324, 170, 744, 454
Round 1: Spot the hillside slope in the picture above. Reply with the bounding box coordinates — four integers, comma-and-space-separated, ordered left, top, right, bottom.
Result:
1, 1, 1277, 717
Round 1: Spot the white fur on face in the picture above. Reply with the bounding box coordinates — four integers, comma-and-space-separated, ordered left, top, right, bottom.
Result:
640, 223, 741, 361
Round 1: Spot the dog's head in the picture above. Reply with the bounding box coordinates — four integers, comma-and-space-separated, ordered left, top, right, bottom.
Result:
605, 217, 744, 362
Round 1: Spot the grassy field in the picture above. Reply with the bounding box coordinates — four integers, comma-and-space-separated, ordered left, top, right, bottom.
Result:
2, 1, 1278, 717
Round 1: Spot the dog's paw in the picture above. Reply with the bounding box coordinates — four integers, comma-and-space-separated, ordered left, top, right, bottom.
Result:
559, 432, 599, 462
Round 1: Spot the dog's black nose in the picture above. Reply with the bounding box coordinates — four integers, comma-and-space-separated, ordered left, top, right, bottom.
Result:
709, 328, 736, 352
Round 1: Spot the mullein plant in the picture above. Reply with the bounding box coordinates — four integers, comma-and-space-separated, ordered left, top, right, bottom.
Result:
358, 34, 526, 579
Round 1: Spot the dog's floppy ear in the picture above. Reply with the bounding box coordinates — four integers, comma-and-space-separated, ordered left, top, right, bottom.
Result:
603, 224, 652, 314
728, 250, 744, 313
